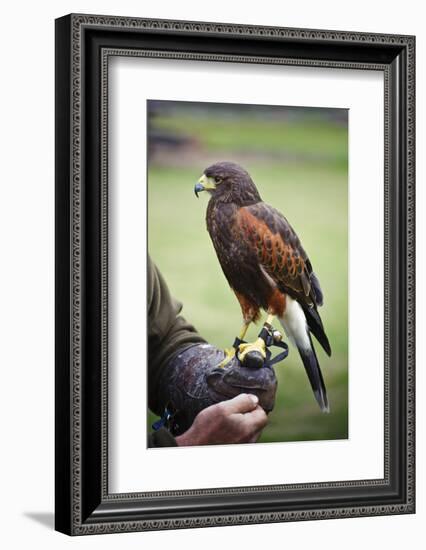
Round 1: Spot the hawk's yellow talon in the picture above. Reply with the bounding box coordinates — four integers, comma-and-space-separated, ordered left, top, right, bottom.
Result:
218, 347, 236, 368
237, 337, 266, 364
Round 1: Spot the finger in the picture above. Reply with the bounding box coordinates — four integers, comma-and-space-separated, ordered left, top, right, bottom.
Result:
248, 429, 263, 444
221, 393, 259, 414
242, 405, 268, 432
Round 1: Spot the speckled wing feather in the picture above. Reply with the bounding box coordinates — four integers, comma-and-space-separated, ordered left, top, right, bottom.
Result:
236, 202, 331, 356
236, 203, 316, 305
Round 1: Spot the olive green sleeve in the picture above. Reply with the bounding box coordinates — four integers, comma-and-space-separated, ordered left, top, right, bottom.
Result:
148, 256, 206, 416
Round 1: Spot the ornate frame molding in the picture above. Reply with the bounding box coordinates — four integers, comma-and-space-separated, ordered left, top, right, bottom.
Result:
55, 14, 415, 535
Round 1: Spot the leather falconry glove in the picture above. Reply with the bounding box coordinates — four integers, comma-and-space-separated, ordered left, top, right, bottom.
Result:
153, 330, 288, 437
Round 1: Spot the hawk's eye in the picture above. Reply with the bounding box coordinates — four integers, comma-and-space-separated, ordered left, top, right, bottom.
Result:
214, 176, 222, 184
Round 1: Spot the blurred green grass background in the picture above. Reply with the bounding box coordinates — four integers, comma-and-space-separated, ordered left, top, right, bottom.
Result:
147, 101, 348, 443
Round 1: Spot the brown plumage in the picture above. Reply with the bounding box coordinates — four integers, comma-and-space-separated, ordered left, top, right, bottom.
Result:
195, 161, 331, 411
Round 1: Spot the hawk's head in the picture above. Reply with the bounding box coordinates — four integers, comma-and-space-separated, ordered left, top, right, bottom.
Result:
194, 162, 261, 205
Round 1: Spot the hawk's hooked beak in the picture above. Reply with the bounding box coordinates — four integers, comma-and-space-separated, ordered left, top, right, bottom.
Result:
194, 174, 216, 198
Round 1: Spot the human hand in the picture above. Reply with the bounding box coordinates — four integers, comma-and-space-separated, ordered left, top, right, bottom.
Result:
175, 393, 268, 446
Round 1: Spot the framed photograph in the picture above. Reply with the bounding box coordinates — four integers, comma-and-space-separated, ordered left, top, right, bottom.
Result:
55, 14, 415, 535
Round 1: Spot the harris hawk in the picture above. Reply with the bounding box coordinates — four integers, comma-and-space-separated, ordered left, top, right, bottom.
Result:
194, 161, 331, 412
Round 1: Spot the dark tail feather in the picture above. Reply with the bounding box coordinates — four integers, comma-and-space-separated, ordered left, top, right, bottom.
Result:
303, 305, 332, 357
297, 335, 329, 413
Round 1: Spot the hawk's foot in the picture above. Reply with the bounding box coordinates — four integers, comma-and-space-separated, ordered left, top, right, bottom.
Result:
237, 338, 266, 368
218, 347, 236, 368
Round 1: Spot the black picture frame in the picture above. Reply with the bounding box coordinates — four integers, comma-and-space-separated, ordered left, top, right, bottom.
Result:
55, 13, 415, 535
